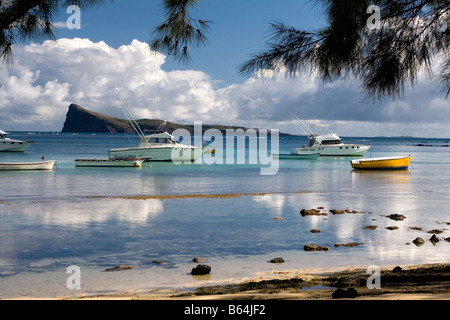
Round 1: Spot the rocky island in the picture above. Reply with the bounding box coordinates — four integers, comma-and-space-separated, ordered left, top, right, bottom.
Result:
61, 104, 284, 135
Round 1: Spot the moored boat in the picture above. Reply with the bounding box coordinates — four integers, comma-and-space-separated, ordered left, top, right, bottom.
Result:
108, 130, 203, 162
0, 130, 34, 152
291, 116, 371, 156
75, 158, 145, 168
273, 152, 320, 160
0, 160, 55, 171
350, 156, 412, 171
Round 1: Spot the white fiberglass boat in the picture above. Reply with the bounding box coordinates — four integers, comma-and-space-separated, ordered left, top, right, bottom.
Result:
291, 116, 371, 157
0, 160, 55, 171
0, 130, 34, 152
75, 158, 144, 168
109, 131, 202, 162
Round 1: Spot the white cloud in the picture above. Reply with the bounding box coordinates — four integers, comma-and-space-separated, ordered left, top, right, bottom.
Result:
0, 38, 449, 137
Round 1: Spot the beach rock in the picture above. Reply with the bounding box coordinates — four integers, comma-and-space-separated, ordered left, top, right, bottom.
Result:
413, 237, 425, 246
273, 217, 283, 220
387, 214, 407, 221
105, 265, 132, 272
270, 257, 285, 264
363, 226, 377, 230
332, 287, 358, 299
429, 234, 440, 245
427, 229, 443, 234
330, 209, 345, 215
304, 244, 330, 251
152, 260, 168, 265
300, 209, 327, 217
334, 242, 363, 248
393, 266, 403, 273
444, 237, 450, 242
310, 229, 321, 233
386, 226, 399, 230
193, 257, 205, 263
191, 264, 211, 275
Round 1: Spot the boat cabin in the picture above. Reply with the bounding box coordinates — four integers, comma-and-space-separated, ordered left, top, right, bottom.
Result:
138, 131, 176, 148
309, 134, 343, 147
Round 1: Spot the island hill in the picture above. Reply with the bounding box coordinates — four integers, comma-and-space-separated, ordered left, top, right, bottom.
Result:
62, 104, 286, 135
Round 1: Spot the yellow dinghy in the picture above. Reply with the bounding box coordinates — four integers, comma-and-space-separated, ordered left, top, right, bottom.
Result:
351, 156, 412, 171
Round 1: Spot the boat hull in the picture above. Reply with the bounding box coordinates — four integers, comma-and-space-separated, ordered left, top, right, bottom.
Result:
0, 141, 34, 152
75, 159, 144, 167
351, 156, 412, 170
109, 146, 202, 162
293, 144, 371, 157
0, 160, 55, 171
273, 153, 320, 160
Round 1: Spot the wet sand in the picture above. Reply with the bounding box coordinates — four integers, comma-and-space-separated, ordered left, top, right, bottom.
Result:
15, 263, 447, 300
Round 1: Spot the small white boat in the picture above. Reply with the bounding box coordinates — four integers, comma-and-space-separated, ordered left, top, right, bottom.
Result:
75, 158, 144, 168
273, 152, 320, 160
0, 160, 55, 171
0, 130, 34, 152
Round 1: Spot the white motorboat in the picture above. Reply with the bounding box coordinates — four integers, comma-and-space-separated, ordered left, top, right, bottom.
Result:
0, 160, 55, 171
75, 158, 145, 168
109, 131, 202, 162
0, 130, 34, 152
291, 116, 371, 156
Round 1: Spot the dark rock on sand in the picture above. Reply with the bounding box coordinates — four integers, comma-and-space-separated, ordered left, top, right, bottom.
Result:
332, 287, 358, 299
300, 209, 327, 217
427, 229, 443, 234
334, 242, 363, 248
193, 257, 205, 263
191, 264, 211, 275
445, 237, 450, 242
330, 209, 345, 215
363, 226, 377, 230
430, 234, 440, 245
413, 237, 425, 246
152, 260, 168, 265
105, 265, 132, 272
310, 229, 321, 233
387, 214, 407, 221
393, 266, 403, 273
304, 244, 330, 251
386, 226, 399, 230
270, 257, 285, 264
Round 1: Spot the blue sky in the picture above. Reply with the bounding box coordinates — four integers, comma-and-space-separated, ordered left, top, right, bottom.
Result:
0, 0, 449, 137
54, 0, 325, 86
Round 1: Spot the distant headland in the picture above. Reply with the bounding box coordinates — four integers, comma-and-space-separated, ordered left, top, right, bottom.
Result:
61, 104, 288, 135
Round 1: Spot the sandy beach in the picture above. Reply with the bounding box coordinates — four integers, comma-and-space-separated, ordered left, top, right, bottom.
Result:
8, 263, 446, 301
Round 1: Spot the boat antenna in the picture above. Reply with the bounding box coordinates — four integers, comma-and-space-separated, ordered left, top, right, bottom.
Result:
291, 114, 313, 139
155, 120, 167, 133
118, 100, 149, 146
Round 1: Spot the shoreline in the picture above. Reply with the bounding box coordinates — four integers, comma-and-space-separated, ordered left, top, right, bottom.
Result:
7, 263, 449, 300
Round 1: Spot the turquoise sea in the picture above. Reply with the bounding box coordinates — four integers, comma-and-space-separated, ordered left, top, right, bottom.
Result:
0, 132, 449, 299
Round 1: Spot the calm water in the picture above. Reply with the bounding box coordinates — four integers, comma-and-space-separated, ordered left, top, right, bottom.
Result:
1, 132, 449, 298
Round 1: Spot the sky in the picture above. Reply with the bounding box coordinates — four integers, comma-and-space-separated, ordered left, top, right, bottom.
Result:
0, 0, 449, 137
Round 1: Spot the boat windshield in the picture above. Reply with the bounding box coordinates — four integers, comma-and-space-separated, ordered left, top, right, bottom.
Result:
148, 137, 175, 144
321, 139, 342, 145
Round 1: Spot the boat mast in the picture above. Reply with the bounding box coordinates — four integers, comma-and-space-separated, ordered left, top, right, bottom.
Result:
118, 100, 150, 147
291, 114, 314, 139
